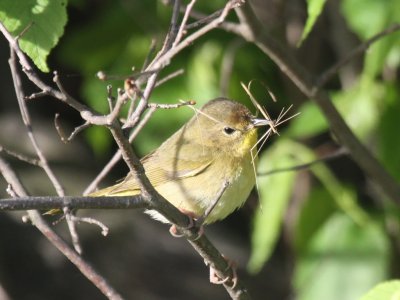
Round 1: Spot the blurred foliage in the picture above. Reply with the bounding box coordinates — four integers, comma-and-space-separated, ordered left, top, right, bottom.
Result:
1, 0, 400, 299
294, 214, 389, 300
298, 0, 327, 46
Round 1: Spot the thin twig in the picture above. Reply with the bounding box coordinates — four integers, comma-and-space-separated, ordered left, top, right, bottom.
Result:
72, 216, 110, 236
258, 147, 349, 176
64, 207, 82, 254
167, 1, 241, 35
317, 23, 400, 89
15, 21, 33, 40
172, 0, 196, 47
121, 0, 183, 130
107, 85, 114, 111
0, 22, 32, 70
142, 38, 157, 71
196, 180, 229, 226
24, 90, 51, 100
148, 100, 196, 109
9, 50, 66, 197
54, 114, 91, 143
0, 144, 41, 166
121, 73, 158, 129
8, 49, 89, 253
185, 9, 223, 30
155, 0, 182, 61
220, 39, 244, 96
155, 68, 184, 87
148, 0, 243, 70
0, 195, 147, 211
63, 121, 90, 143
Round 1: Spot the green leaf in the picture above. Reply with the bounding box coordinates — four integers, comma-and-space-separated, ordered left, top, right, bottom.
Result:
248, 139, 297, 273
298, 0, 327, 46
358, 281, 400, 300
0, 0, 68, 72
286, 101, 328, 139
294, 213, 390, 300
294, 187, 336, 254
378, 83, 400, 181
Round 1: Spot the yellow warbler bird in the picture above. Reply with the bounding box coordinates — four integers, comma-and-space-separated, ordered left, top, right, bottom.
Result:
89, 98, 269, 224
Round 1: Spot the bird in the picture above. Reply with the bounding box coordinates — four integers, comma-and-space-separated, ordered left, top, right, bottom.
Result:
89, 97, 269, 225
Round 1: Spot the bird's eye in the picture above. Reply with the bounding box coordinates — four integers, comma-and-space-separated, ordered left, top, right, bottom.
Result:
223, 127, 236, 135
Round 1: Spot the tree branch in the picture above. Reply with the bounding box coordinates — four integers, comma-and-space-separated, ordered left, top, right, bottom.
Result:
0, 196, 147, 211
0, 156, 124, 300
317, 23, 400, 88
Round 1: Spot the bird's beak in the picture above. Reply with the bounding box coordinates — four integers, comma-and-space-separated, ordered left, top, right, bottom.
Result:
251, 118, 271, 127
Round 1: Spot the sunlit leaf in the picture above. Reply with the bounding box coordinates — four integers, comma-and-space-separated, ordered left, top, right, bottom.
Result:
294, 213, 390, 300
0, 0, 67, 72
358, 280, 400, 300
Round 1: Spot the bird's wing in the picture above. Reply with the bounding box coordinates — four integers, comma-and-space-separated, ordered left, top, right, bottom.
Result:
102, 153, 213, 195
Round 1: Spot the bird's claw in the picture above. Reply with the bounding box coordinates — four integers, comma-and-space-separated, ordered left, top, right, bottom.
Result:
169, 210, 204, 240
209, 256, 238, 288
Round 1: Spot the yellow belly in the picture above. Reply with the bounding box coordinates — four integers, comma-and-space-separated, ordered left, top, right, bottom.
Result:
151, 153, 256, 224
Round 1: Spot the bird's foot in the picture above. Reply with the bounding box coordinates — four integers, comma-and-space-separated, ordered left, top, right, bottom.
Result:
169, 209, 204, 240
209, 256, 238, 288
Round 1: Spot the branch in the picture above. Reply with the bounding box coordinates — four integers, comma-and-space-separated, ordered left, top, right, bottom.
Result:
233, 2, 400, 203
0, 196, 147, 211
317, 23, 400, 88
8, 50, 65, 196
0, 144, 41, 166
0, 156, 124, 300
258, 147, 348, 176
